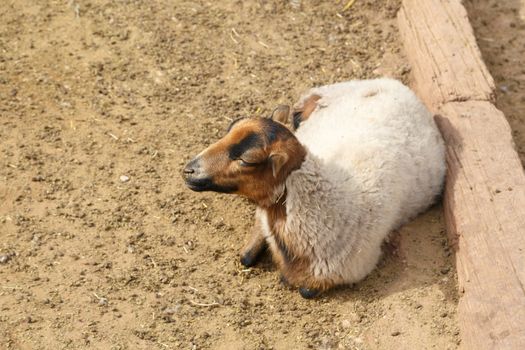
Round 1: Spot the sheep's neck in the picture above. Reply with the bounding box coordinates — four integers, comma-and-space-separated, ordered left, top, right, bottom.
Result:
262, 190, 292, 261
261, 140, 306, 239
264, 189, 287, 234
259, 139, 306, 259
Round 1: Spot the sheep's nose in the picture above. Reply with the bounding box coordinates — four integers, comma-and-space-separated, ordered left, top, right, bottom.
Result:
182, 158, 200, 178
183, 165, 195, 175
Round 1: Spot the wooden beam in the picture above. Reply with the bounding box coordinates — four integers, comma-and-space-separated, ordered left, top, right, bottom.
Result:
398, 0, 525, 348
436, 102, 525, 348
397, 0, 495, 109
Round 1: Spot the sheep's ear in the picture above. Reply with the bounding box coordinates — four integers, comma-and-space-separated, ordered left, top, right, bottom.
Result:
269, 105, 290, 124
269, 152, 289, 178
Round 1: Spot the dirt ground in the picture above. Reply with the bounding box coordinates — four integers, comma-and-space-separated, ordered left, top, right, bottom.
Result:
0, 1, 462, 349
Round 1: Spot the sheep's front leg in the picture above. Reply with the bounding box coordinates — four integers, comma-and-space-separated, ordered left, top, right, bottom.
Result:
240, 214, 267, 267
268, 236, 322, 299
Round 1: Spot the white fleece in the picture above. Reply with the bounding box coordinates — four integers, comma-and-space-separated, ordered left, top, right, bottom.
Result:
279, 78, 446, 284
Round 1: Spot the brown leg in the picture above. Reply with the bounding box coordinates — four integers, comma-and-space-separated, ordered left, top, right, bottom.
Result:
266, 235, 324, 298
253, 206, 330, 299
240, 214, 267, 267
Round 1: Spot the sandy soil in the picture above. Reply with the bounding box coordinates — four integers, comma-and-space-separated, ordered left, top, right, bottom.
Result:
0, 1, 459, 349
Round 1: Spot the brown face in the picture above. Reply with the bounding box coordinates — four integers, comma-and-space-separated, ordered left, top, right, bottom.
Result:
182, 117, 305, 206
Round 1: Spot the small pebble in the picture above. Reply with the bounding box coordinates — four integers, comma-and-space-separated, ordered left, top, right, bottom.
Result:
163, 305, 181, 315
0, 254, 10, 264
98, 297, 108, 306
32, 175, 45, 182
119, 175, 130, 182
391, 331, 401, 337
341, 319, 352, 329
441, 267, 450, 275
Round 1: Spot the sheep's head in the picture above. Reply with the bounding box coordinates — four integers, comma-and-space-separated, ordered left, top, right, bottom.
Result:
182, 115, 305, 207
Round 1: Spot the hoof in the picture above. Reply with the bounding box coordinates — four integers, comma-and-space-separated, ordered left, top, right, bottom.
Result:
240, 245, 266, 267
280, 274, 290, 286
299, 287, 321, 299
240, 254, 256, 268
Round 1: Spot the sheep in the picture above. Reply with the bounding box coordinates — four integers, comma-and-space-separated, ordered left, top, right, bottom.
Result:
182, 78, 446, 298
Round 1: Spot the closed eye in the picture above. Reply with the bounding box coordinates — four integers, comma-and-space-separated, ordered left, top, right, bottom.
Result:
239, 159, 263, 167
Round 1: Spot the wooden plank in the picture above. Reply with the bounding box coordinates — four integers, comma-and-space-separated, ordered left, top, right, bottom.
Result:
397, 0, 495, 109
398, 0, 525, 348
436, 101, 525, 349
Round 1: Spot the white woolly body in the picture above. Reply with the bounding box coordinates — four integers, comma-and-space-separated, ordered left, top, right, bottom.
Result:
263, 79, 446, 285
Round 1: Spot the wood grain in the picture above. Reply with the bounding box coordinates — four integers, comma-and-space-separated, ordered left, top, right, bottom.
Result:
398, 0, 495, 109
398, 0, 525, 348
436, 101, 525, 349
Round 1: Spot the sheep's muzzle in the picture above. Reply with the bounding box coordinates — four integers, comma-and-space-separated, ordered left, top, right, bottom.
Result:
182, 157, 238, 193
